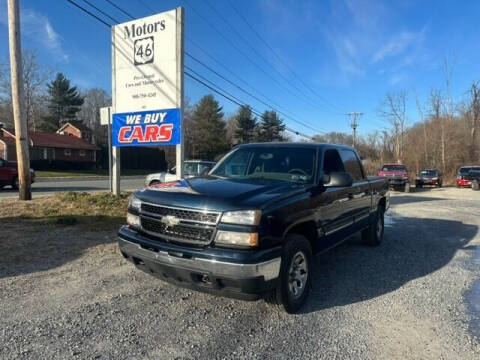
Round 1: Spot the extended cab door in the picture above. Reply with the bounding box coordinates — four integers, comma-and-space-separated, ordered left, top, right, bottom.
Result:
339, 149, 372, 230
0, 158, 10, 183
317, 149, 356, 250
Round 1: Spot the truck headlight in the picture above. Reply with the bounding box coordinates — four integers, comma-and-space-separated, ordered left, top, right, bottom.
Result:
127, 213, 141, 228
129, 195, 142, 211
215, 231, 258, 247
221, 210, 261, 225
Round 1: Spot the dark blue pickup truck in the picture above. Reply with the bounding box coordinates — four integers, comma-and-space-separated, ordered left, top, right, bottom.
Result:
118, 143, 389, 313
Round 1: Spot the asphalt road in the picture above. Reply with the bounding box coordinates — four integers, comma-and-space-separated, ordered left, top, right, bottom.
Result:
0, 177, 146, 198
0, 187, 479, 359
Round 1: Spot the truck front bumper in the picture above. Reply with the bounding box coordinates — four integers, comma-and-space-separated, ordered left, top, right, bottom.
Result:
118, 226, 281, 300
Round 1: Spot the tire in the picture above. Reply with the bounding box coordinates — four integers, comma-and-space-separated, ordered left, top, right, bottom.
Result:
149, 180, 161, 186
438, 181, 442, 188
265, 234, 312, 314
362, 207, 385, 246
404, 182, 410, 193
11, 176, 19, 190
416, 183, 423, 189
472, 180, 480, 191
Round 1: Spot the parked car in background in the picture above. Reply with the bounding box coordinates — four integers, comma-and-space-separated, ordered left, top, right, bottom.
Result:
0, 157, 35, 189
378, 164, 410, 192
466, 169, 480, 190
456, 166, 480, 187
119, 143, 389, 313
415, 169, 442, 188
145, 160, 216, 186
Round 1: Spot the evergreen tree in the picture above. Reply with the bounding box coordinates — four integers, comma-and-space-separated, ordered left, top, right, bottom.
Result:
190, 95, 228, 160
234, 105, 257, 144
40, 73, 84, 131
258, 110, 286, 142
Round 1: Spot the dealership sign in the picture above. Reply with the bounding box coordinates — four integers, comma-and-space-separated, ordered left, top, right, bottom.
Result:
112, 108, 180, 146
111, 9, 181, 147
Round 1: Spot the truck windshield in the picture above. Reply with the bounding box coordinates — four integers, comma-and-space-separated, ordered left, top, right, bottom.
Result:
420, 170, 437, 176
210, 147, 316, 183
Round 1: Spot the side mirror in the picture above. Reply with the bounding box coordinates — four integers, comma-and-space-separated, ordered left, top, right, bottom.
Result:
323, 171, 353, 188
169, 168, 176, 175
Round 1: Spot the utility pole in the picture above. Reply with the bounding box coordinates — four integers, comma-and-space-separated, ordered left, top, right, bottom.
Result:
8, 0, 31, 200
347, 112, 363, 148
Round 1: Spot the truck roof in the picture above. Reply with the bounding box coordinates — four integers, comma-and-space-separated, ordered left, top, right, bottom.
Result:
238, 142, 356, 151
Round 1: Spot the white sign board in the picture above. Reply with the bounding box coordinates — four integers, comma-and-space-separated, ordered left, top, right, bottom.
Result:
112, 9, 178, 113
100, 106, 111, 125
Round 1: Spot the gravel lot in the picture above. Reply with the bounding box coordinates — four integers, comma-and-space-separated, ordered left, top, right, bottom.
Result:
1, 187, 479, 359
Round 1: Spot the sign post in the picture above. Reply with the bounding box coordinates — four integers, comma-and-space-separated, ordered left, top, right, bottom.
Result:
100, 106, 113, 192
111, 7, 184, 194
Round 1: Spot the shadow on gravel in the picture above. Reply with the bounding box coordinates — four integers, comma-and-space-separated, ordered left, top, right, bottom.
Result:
0, 215, 121, 279
300, 216, 477, 314
389, 195, 447, 205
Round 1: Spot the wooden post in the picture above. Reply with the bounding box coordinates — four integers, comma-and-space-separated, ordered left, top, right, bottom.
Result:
7, 0, 31, 200
175, 7, 184, 180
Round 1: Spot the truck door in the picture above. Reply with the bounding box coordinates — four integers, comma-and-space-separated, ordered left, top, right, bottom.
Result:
0, 158, 9, 183
339, 149, 372, 230
317, 149, 356, 250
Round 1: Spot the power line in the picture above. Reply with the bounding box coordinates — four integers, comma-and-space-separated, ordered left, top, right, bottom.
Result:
79, 0, 120, 24
202, 0, 336, 113
226, 0, 341, 112
101, 0, 135, 19
182, 0, 331, 113
186, 55, 326, 134
65, 0, 315, 140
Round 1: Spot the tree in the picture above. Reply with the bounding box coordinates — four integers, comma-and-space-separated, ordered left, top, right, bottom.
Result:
379, 91, 408, 163
40, 73, 84, 131
78, 88, 111, 146
468, 82, 480, 162
258, 110, 285, 142
234, 105, 257, 144
0, 49, 50, 130
189, 95, 228, 160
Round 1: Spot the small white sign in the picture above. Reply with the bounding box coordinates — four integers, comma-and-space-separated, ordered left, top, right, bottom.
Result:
112, 9, 178, 113
100, 106, 111, 125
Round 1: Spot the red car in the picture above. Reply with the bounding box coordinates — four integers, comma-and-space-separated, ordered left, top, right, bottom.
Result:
0, 157, 35, 189
456, 166, 480, 187
378, 163, 410, 192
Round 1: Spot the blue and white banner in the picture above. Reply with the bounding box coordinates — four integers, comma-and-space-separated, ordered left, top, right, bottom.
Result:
112, 108, 181, 147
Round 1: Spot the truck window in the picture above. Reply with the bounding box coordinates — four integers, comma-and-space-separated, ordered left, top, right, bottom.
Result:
339, 149, 364, 181
322, 149, 345, 174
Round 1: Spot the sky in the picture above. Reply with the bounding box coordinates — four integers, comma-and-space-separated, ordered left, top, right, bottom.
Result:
1, 0, 480, 138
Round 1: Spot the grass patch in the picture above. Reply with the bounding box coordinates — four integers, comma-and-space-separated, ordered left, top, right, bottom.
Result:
0, 191, 130, 230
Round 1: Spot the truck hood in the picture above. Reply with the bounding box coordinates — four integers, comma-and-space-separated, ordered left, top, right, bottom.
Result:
135, 176, 310, 211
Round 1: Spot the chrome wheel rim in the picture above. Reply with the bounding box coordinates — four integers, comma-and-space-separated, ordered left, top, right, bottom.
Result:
288, 251, 308, 299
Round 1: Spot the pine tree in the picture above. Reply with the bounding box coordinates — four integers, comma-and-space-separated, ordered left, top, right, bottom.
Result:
234, 105, 257, 144
190, 95, 228, 160
40, 73, 84, 131
258, 110, 286, 142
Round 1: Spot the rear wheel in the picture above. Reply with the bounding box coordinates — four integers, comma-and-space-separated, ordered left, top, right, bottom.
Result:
265, 234, 312, 313
11, 176, 19, 190
472, 180, 480, 191
362, 207, 384, 246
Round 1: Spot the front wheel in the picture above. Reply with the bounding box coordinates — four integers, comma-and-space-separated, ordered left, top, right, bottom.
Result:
265, 234, 312, 313
472, 180, 480, 191
11, 176, 19, 190
362, 207, 385, 246
149, 180, 161, 186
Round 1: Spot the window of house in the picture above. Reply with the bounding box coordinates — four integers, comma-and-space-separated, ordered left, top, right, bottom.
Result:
64, 149, 71, 156
79, 150, 86, 157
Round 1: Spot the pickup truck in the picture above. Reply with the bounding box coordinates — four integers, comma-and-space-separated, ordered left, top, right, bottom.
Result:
378, 164, 410, 192
118, 143, 389, 313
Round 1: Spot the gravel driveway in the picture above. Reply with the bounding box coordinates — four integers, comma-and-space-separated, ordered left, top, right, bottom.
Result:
1, 187, 479, 359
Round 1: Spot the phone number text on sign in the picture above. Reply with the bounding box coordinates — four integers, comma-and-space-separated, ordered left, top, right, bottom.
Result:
112, 108, 180, 147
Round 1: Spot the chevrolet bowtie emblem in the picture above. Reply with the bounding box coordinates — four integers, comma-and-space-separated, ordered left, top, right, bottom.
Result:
161, 215, 180, 227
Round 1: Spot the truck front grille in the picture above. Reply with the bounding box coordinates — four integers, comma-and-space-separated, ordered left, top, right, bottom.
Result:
138, 203, 220, 245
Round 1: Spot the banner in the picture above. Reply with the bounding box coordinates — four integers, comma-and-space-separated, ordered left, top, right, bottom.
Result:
112, 108, 180, 147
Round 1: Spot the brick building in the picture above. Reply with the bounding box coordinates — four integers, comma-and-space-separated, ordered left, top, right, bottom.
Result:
0, 123, 99, 169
